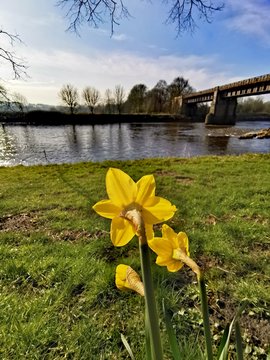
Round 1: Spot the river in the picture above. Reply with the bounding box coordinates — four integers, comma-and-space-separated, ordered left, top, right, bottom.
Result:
0, 120, 269, 166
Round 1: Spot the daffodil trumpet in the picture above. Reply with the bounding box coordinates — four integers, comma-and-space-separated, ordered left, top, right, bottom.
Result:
115, 264, 144, 297
172, 248, 201, 279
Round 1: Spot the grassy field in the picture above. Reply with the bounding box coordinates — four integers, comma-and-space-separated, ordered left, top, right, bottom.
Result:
0, 154, 269, 359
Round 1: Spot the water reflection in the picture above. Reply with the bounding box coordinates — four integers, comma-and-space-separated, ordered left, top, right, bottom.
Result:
0, 121, 269, 166
205, 136, 229, 154
0, 125, 17, 165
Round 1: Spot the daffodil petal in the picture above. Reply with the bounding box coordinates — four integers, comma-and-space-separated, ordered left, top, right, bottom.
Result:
145, 224, 154, 242
162, 223, 176, 238
106, 168, 137, 208
92, 199, 121, 219
111, 217, 136, 246
143, 196, 176, 224
177, 231, 190, 255
115, 264, 129, 290
136, 175, 156, 205
156, 256, 183, 272
161, 224, 179, 248
167, 261, 184, 272
148, 237, 173, 257
156, 255, 174, 266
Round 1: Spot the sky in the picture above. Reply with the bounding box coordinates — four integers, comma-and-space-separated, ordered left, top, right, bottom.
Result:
1, 0, 270, 106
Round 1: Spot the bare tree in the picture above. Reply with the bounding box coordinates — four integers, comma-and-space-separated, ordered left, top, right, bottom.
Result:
57, 0, 223, 35
12, 92, 28, 113
59, 84, 79, 114
0, 29, 27, 79
104, 88, 114, 114
147, 80, 169, 113
127, 84, 147, 113
82, 86, 100, 114
0, 84, 9, 103
114, 85, 125, 114
168, 76, 193, 112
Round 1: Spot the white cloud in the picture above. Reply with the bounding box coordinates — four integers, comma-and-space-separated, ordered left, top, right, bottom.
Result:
4, 47, 238, 105
225, 0, 270, 45
111, 33, 129, 41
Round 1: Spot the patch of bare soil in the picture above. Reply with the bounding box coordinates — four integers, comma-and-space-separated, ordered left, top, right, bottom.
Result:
204, 214, 220, 225
203, 213, 269, 226
0, 212, 109, 243
241, 214, 269, 226
0, 212, 40, 232
197, 254, 226, 273
208, 292, 270, 358
154, 170, 195, 184
48, 229, 109, 242
197, 255, 270, 357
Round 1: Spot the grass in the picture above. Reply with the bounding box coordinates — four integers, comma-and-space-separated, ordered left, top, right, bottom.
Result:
0, 154, 269, 359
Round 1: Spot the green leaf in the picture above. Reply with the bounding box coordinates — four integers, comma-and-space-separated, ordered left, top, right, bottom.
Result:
235, 320, 244, 360
120, 333, 135, 360
162, 299, 182, 359
217, 324, 229, 358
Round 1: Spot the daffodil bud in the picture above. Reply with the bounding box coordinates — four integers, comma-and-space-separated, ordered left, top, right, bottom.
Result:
115, 264, 144, 296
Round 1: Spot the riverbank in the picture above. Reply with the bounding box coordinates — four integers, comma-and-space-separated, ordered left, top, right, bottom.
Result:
1, 110, 270, 126
0, 154, 269, 358
0, 111, 195, 125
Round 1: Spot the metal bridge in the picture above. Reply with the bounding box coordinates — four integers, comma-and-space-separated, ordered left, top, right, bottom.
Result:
177, 73, 270, 124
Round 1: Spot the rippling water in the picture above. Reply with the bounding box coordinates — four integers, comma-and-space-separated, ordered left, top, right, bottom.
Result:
0, 120, 269, 166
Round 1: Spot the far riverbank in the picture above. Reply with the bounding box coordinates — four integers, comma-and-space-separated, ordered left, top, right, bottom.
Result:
0, 112, 193, 126
1, 110, 270, 126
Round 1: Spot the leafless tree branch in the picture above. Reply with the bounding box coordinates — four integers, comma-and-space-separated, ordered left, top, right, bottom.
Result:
57, 0, 131, 35
164, 0, 224, 35
57, 0, 223, 35
0, 29, 28, 79
0, 84, 10, 103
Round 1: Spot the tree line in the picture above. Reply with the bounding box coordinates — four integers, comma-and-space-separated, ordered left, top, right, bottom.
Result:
59, 76, 194, 115
237, 97, 270, 115
1, 0, 224, 115
0, 84, 28, 113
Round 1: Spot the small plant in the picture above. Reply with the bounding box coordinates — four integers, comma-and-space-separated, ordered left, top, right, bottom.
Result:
93, 168, 247, 359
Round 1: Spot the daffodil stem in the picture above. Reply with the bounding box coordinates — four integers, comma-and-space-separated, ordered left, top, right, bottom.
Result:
140, 242, 163, 360
198, 276, 213, 360
145, 308, 152, 360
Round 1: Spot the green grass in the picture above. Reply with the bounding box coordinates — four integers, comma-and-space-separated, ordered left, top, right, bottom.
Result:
0, 154, 269, 359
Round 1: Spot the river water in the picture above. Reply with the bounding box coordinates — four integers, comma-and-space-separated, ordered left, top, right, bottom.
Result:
0, 120, 269, 166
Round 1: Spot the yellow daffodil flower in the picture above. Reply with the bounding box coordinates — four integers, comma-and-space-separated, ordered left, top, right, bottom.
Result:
115, 264, 144, 296
148, 224, 191, 272
93, 168, 176, 246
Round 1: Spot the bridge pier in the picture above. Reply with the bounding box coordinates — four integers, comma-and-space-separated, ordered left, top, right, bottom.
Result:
177, 96, 198, 117
205, 88, 237, 125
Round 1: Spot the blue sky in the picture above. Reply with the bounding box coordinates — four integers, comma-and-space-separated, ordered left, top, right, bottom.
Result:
1, 0, 270, 105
